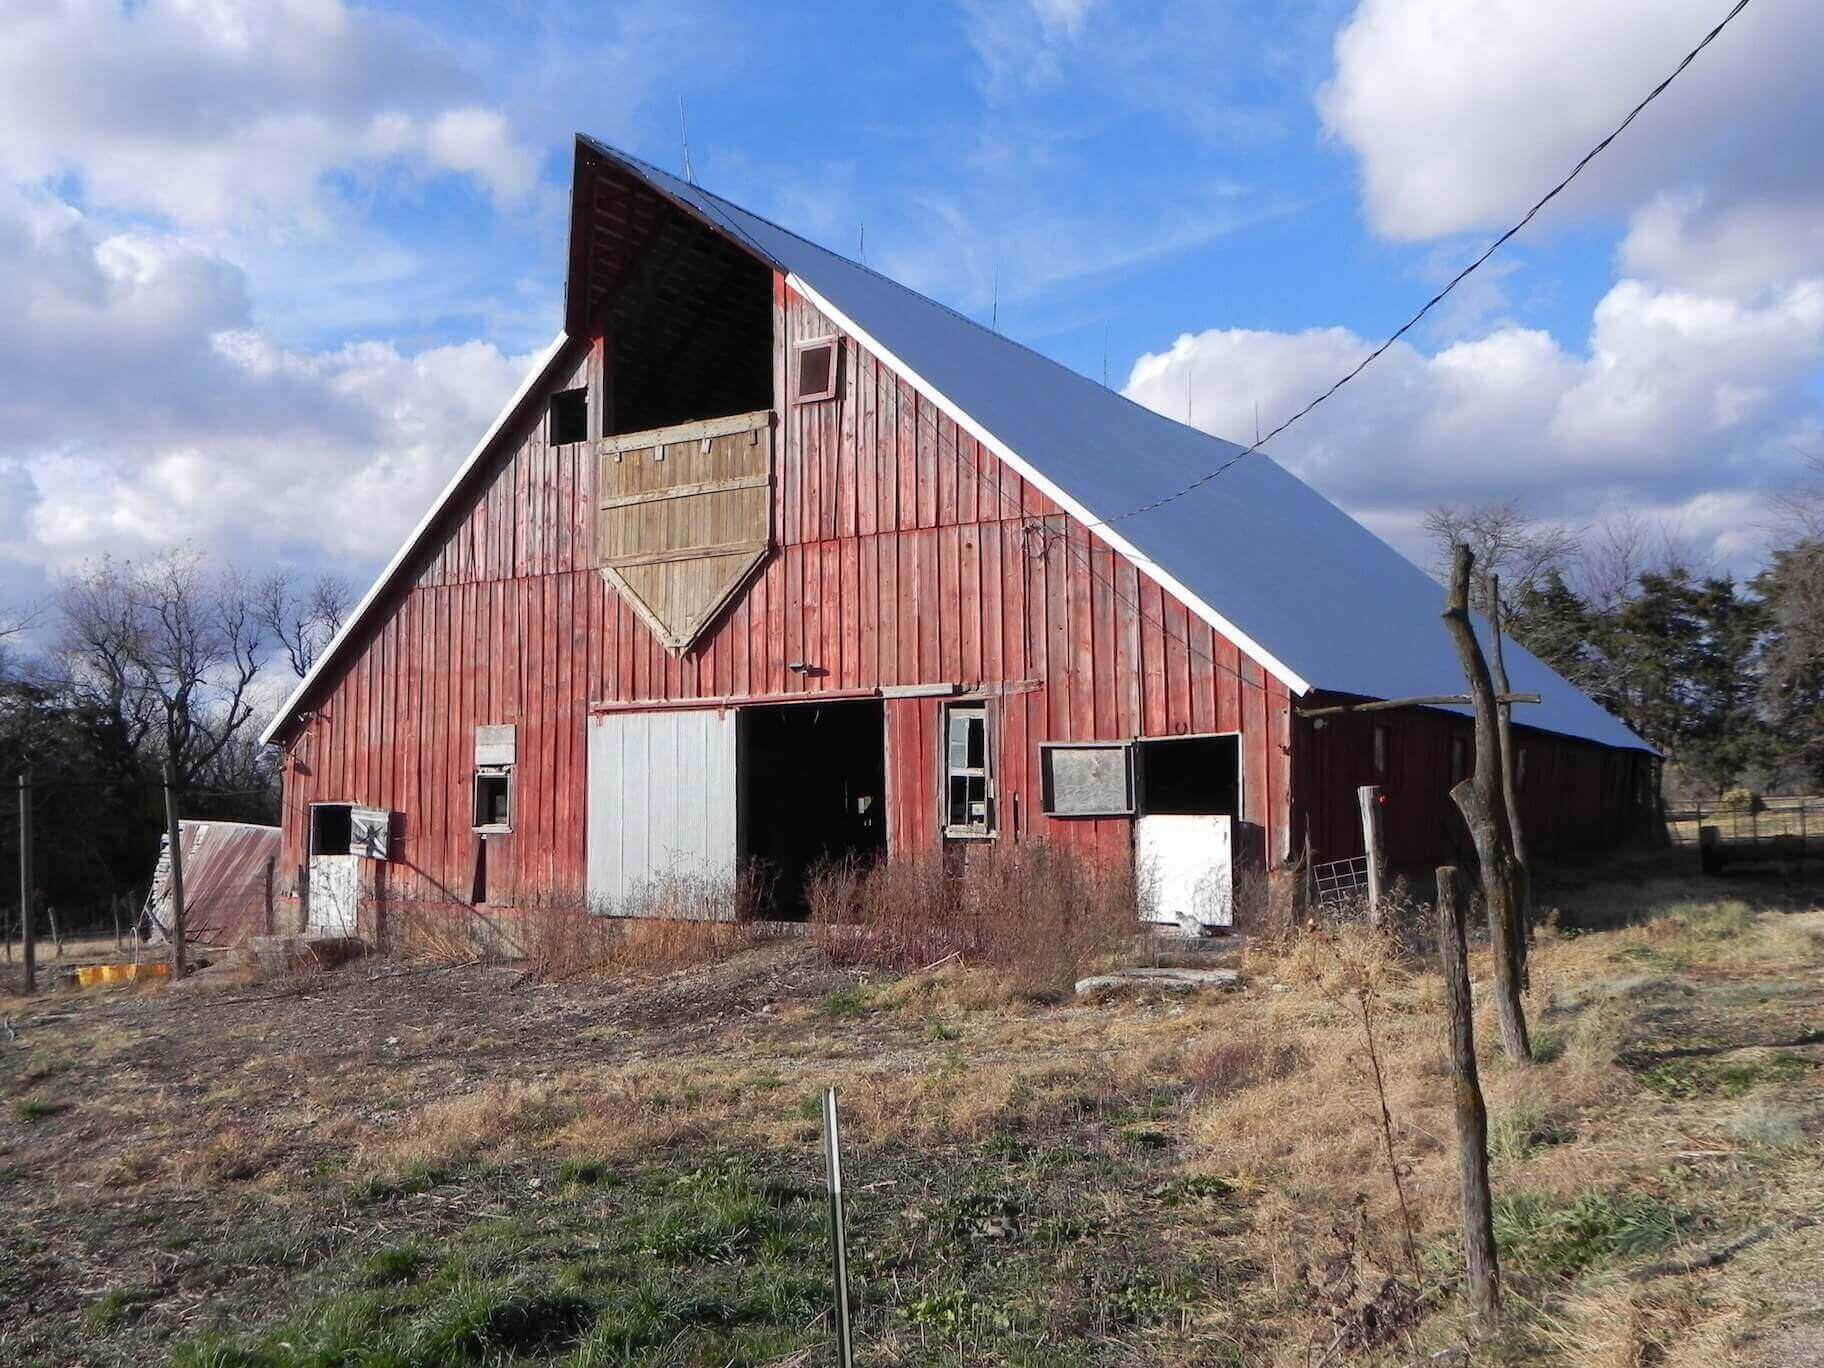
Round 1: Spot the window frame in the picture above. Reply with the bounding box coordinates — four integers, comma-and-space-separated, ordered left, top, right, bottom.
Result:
548, 386, 588, 446
941, 702, 995, 839
472, 766, 514, 834
793, 336, 840, 404
1039, 740, 1135, 818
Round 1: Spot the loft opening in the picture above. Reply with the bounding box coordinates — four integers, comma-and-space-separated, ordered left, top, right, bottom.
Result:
581, 165, 773, 437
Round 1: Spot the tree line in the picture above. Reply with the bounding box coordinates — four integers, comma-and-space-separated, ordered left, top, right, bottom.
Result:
1425, 462, 1824, 801
0, 553, 347, 934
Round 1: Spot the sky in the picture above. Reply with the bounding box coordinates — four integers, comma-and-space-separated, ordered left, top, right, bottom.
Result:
3, 0, 1821, 626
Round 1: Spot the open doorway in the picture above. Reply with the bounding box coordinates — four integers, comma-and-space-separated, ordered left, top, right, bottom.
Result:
1134, 733, 1242, 930
740, 700, 886, 916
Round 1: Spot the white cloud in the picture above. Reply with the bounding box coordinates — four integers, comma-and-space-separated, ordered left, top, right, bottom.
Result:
0, 0, 537, 234
1319, 0, 1823, 242
1124, 271, 1824, 574
1619, 192, 1824, 298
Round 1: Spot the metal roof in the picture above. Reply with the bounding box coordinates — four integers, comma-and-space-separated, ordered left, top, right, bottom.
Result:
264, 136, 1645, 754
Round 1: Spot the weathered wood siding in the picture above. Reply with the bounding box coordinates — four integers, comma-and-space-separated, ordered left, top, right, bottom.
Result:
275, 276, 1295, 917
1297, 699, 1655, 874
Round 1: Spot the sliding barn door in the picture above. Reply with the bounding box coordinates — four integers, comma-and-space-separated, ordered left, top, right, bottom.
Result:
585, 709, 739, 917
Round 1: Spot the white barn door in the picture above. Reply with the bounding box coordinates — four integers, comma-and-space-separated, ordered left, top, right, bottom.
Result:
586, 709, 739, 917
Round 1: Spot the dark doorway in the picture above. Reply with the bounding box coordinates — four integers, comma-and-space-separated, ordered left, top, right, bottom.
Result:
1136, 734, 1240, 815
740, 700, 887, 915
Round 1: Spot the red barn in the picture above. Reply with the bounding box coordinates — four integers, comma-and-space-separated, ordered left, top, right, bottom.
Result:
260, 137, 1653, 937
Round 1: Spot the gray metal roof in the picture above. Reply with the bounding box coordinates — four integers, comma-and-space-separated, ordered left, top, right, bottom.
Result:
584, 139, 1644, 751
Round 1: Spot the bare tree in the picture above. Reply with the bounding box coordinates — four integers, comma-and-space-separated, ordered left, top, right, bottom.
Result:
256, 570, 351, 679
1423, 500, 1581, 613
55, 551, 268, 793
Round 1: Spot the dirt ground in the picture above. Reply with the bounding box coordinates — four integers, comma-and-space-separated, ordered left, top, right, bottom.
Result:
2, 859, 1821, 1366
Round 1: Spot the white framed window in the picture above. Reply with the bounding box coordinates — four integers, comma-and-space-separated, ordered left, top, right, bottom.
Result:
1040, 741, 1135, 817
943, 703, 994, 837
473, 768, 512, 833
794, 336, 839, 403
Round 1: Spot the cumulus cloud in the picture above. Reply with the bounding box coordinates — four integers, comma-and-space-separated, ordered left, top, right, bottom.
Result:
1318, 0, 1823, 242
1124, 268, 1824, 573
0, 0, 538, 232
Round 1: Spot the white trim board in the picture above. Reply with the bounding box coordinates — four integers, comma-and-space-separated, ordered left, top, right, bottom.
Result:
259, 331, 574, 746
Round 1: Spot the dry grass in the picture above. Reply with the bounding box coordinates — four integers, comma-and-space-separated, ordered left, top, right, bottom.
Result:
806, 840, 1135, 998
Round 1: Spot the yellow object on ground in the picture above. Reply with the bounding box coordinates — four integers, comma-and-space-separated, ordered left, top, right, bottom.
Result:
74, 961, 172, 988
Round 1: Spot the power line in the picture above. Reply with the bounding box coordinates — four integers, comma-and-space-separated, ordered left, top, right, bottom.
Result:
1091, 0, 1755, 530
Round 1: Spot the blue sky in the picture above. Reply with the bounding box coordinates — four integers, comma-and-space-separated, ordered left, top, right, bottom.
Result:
2, 0, 1821, 622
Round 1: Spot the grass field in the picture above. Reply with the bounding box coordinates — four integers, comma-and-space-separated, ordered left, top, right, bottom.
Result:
1, 857, 1820, 1366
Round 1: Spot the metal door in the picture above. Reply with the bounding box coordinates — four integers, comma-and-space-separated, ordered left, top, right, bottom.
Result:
1136, 814, 1233, 928
586, 709, 739, 916
306, 854, 358, 936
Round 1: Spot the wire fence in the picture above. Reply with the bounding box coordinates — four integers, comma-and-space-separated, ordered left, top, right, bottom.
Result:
1665, 796, 1824, 848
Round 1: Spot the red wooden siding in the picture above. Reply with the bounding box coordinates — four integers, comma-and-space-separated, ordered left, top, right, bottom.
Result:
1299, 700, 1655, 873
275, 278, 1316, 917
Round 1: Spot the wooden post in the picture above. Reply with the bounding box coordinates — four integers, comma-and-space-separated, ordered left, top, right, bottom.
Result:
18, 768, 34, 996
1485, 576, 1530, 985
263, 856, 276, 937
1357, 785, 1386, 925
1441, 544, 1530, 1062
163, 760, 187, 978
1438, 866, 1499, 1327
48, 906, 62, 958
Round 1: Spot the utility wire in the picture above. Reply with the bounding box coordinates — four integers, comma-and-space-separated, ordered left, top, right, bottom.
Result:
1091, 0, 1755, 530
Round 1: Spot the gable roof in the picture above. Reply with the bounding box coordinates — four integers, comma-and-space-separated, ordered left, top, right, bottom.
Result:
263, 137, 1645, 753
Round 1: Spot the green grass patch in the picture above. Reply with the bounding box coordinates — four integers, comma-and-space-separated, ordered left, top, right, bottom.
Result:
1633, 1050, 1813, 1099
83, 1287, 154, 1332
1493, 1189, 1682, 1278
362, 1245, 430, 1287
11, 1098, 66, 1122
816, 986, 872, 1019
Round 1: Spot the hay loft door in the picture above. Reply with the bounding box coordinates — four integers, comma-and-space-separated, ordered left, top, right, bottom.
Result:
595, 409, 773, 650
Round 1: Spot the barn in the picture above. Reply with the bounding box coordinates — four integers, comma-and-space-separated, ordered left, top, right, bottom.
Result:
259, 136, 1653, 939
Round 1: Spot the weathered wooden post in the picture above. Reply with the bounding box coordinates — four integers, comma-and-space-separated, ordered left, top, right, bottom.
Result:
1485, 575, 1530, 984
1441, 544, 1530, 1062
1437, 866, 1499, 1327
18, 768, 34, 995
162, 760, 187, 978
1357, 785, 1386, 925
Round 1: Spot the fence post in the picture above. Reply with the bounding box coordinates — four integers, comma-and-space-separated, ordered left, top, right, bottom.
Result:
163, 760, 188, 978
822, 1087, 855, 1368
18, 768, 34, 995
1357, 785, 1385, 925
1437, 865, 1499, 1327
1699, 825, 1721, 876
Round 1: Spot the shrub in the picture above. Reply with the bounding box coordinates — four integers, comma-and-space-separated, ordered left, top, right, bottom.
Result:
1716, 787, 1764, 814
808, 841, 1133, 997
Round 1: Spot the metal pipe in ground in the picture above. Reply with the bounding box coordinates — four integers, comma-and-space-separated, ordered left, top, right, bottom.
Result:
822, 1086, 854, 1368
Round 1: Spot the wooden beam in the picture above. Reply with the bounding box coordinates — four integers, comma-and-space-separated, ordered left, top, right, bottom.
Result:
1297, 692, 1541, 719
598, 472, 769, 510
605, 538, 769, 569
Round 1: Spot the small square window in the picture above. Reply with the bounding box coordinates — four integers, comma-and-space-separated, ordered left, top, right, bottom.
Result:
1041, 742, 1134, 817
794, 338, 838, 403
549, 388, 587, 445
473, 769, 512, 832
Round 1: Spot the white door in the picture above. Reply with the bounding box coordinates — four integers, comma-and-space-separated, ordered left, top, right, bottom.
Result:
586, 709, 739, 917
1137, 814, 1233, 928
306, 854, 359, 936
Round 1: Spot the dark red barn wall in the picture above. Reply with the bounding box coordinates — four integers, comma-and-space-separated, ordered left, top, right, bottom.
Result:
276, 276, 1295, 923
1298, 699, 1654, 875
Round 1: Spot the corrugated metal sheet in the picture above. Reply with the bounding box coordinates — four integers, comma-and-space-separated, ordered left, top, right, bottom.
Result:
585, 709, 737, 912
145, 820, 280, 946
